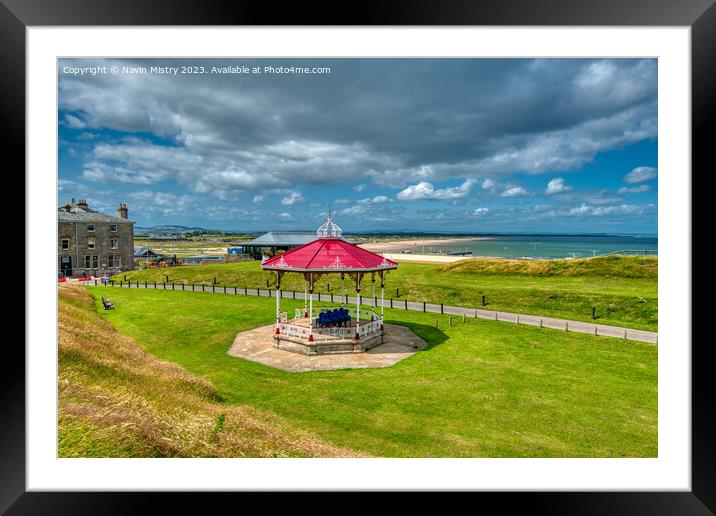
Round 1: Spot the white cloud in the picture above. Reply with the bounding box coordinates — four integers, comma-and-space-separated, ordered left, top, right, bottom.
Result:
567, 203, 654, 217
357, 195, 390, 205
624, 166, 657, 183
545, 178, 573, 195
252, 194, 264, 203
281, 191, 304, 206
473, 208, 489, 217
481, 178, 496, 190
618, 184, 651, 194
501, 186, 529, 198
64, 114, 86, 129
396, 179, 476, 201
278, 212, 294, 221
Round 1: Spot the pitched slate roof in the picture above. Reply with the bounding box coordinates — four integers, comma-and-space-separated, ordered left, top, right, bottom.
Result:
241, 231, 318, 247
58, 203, 133, 224
133, 246, 160, 256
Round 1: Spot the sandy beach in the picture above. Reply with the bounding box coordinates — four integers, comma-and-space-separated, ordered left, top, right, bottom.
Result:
359, 236, 486, 253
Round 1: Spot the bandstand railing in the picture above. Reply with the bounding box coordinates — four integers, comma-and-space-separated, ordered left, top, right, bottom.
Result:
279, 315, 384, 341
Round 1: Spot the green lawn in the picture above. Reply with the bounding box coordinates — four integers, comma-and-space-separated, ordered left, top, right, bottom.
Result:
120, 256, 658, 331
89, 286, 657, 457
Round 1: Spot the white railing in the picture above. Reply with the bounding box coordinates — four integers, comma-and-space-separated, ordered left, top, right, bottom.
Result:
357, 319, 382, 338
314, 326, 356, 339
278, 322, 312, 339
279, 311, 288, 323
279, 318, 383, 340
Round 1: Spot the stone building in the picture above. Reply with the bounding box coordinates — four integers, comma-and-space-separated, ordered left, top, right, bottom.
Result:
58, 198, 135, 277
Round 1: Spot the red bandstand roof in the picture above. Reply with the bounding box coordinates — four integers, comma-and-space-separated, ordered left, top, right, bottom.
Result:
261, 237, 398, 273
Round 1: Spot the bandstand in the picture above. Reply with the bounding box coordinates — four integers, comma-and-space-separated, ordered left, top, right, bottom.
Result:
261, 213, 398, 355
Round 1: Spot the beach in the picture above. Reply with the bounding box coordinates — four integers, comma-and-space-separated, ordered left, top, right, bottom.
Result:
359, 237, 485, 253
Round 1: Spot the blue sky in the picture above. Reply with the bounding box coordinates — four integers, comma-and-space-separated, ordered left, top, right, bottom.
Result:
58, 58, 657, 234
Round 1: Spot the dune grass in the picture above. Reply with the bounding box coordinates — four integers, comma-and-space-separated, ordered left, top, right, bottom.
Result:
120, 255, 658, 330
88, 285, 658, 457
58, 285, 362, 458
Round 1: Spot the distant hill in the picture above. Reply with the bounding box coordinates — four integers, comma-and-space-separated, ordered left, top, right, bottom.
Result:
135, 225, 214, 235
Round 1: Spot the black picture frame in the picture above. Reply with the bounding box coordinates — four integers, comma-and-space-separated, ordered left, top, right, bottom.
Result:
4, 0, 709, 513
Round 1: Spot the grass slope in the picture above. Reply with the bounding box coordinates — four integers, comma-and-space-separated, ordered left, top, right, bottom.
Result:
89, 285, 658, 457
121, 256, 658, 330
58, 285, 361, 458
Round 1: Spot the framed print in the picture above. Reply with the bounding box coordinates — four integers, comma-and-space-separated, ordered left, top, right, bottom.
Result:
4, 0, 711, 512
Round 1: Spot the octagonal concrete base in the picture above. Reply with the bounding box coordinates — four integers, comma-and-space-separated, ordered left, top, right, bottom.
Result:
228, 323, 427, 372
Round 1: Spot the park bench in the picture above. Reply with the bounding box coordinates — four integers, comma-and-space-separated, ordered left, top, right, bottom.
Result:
101, 297, 115, 310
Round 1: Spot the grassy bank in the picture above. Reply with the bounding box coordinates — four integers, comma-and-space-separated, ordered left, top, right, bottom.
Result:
120, 256, 658, 330
58, 285, 360, 458
88, 286, 658, 457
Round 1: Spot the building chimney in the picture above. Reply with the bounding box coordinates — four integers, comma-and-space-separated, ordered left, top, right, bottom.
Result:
117, 202, 128, 219
76, 199, 88, 209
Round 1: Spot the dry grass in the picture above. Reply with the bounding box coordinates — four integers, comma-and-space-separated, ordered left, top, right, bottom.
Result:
58, 284, 363, 458
441, 255, 657, 279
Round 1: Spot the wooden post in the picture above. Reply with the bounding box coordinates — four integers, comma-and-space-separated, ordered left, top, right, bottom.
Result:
566, 321, 569, 332
423, 301, 426, 312
482, 295, 486, 306
224, 286, 227, 294
245, 286, 248, 295
405, 299, 408, 310
440, 303, 444, 314
592, 306, 596, 320
396, 287, 399, 298
390, 298, 393, 309
448, 316, 452, 326
462, 314, 466, 323
202, 284, 205, 292
211, 284, 214, 293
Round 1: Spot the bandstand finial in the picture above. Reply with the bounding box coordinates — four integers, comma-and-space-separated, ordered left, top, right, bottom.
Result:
317, 210, 343, 238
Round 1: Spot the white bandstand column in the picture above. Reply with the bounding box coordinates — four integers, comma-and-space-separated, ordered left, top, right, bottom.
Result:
303, 280, 308, 317
275, 287, 281, 330
381, 285, 385, 317
309, 291, 313, 339
371, 276, 376, 309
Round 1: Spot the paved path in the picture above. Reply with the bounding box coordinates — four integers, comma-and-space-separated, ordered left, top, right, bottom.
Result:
96, 280, 658, 344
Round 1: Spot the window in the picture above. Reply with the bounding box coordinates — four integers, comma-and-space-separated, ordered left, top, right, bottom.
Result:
88, 238, 96, 250
61, 239, 70, 250
84, 255, 98, 269
110, 238, 118, 249
108, 255, 121, 268
87, 224, 95, 232
110, 224, 118, 232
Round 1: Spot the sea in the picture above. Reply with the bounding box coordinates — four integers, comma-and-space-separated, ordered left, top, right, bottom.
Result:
398, 234, 658, 260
